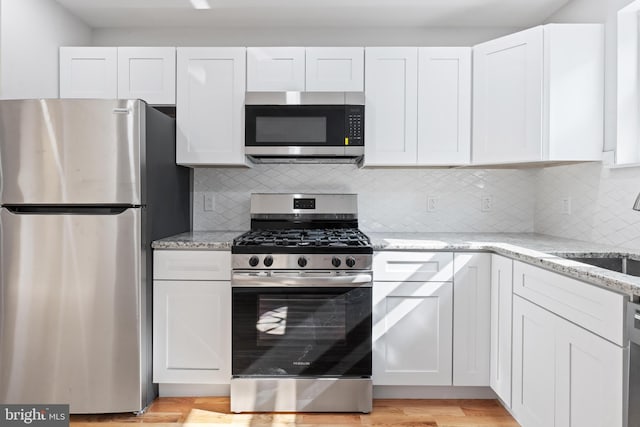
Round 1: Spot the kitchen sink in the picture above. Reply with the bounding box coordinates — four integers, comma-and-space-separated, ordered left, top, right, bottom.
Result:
558, 254, 640, 277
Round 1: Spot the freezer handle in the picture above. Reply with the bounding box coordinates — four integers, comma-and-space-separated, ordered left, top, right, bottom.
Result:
3, 206, 134, 215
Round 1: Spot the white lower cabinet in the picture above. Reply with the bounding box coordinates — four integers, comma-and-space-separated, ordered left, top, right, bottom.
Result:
512, 295, 625, 427
153, 250, 231, 384
153, 280, 231, 384
372, 281, 453, 385
453, 253, 491, 386
489, 254, 513, 407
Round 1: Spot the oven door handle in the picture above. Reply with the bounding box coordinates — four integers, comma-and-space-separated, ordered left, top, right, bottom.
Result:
231, 273, 373, 287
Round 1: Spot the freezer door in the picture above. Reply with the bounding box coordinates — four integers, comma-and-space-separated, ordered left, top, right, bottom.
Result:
0, 207, 148, 413
0, 99, 143, 205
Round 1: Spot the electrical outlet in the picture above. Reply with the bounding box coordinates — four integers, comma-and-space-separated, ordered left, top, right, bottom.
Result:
561, 197, 571, 215
204, 193, 215, 212
481, 196, 493, 212
427, 196, 438, 212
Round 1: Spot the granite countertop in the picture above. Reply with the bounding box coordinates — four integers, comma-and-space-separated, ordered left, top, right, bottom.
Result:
153, 231, 640, 297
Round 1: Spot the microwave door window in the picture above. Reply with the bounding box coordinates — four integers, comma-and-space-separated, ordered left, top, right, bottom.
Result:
255, 117, 327, 145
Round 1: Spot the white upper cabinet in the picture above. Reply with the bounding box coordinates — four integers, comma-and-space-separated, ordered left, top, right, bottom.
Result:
473, 24, 604, 164
60, 47, 118, 99
176, 47, 247, 166
247, 47, 305, 91
117, 47, 176, 105
60, 47, 176, 104
364, 47, 471, 166
247, 47, 364, 92
305, 47, 364, 92
364, 47, 419, 165
417, 48, 471, 165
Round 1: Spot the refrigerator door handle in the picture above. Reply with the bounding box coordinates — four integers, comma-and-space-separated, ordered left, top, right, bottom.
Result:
4, 206, 133, 215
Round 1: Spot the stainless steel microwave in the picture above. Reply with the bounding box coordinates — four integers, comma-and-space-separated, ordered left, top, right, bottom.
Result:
245, 104, 364, 163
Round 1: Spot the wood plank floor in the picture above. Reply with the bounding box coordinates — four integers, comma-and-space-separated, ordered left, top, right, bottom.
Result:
70, 397, 520, 426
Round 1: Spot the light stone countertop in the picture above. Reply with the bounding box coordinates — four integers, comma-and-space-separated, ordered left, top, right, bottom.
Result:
153, 231, 640, 297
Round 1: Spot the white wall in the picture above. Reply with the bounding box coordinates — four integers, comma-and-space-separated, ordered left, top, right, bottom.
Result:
91, 26, 519, 47
0, 0, 91, 99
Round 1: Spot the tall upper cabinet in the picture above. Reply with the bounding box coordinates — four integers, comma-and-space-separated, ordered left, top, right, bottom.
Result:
364, 47, 471, 166
176, 47, 247, 166
472, 24, 604, 164
60, 47, 176, 105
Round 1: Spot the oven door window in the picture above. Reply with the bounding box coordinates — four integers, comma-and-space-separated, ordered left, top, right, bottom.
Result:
257, 295, 346, 345
232, 287, 371, 377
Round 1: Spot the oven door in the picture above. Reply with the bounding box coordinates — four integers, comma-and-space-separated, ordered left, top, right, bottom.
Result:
231, 271, 372, 377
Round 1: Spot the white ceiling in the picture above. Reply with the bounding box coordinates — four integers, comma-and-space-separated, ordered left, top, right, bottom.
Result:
55, 0, 572, 29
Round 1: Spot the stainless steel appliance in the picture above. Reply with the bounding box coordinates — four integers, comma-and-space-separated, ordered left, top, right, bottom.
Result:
244, 105, 364, 163
0, 99, 190, 413
628, 301, 640, 426
230, 193, 373, 413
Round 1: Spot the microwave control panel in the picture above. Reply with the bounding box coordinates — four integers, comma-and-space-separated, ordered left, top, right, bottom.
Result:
345, 105, 364, 146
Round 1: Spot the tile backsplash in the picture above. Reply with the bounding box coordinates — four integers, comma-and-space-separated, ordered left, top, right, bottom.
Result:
534, 163, 640, 251
194, 164, 536, 233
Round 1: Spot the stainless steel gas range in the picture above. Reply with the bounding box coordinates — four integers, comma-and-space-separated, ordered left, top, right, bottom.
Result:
230, 193, 373, 413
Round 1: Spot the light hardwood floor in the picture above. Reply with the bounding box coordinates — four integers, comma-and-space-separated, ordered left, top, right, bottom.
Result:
70, 397, 520, 426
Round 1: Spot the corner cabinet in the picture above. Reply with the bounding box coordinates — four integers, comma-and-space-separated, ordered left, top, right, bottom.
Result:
511, 261, 626, 427
176, 47, 247, 166
472, 24, 604, 164
60, 47, 176, 104
372, 252, 453, 385
153, 250, 231, 384
364, 47, 471, 166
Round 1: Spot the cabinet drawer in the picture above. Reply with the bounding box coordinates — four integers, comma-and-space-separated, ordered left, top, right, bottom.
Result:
373, 251, 453, 282
154, 250, 231, 281
513, 261, 626, 345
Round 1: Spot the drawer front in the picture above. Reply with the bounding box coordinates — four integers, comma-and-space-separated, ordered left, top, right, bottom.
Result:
154, 250, 231, 281
513, 261, 626, 345
373, 251, 454, 282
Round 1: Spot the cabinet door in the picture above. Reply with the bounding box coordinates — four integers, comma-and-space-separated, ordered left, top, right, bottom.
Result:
490, 254, 513, 407
453, 253, 491, 386
473, 26, 544, 164
305, 47, 364, 92
246, 47, 305, 91
117, 47, 176, 105
59, 47, 117, 99
512, 296, 557, 427
153, 280, 231, 384
372, 281, 452, 385
417, 48, 471, 165
176, 47, 246, 166
555, 318, 625, 427
364, 47, 418, 166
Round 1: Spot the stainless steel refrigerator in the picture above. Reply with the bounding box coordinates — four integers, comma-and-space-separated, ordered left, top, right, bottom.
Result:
0, 99, 190, 413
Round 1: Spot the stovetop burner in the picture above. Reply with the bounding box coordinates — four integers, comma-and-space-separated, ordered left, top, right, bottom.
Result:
233, 228, 372, 254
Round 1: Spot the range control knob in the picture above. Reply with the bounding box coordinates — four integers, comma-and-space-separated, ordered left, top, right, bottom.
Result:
331, 257, 342, 267
263, 255, 274, 267
345, 257, 356, 268
249, 256, 260, 267
298, 256, 308, 268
